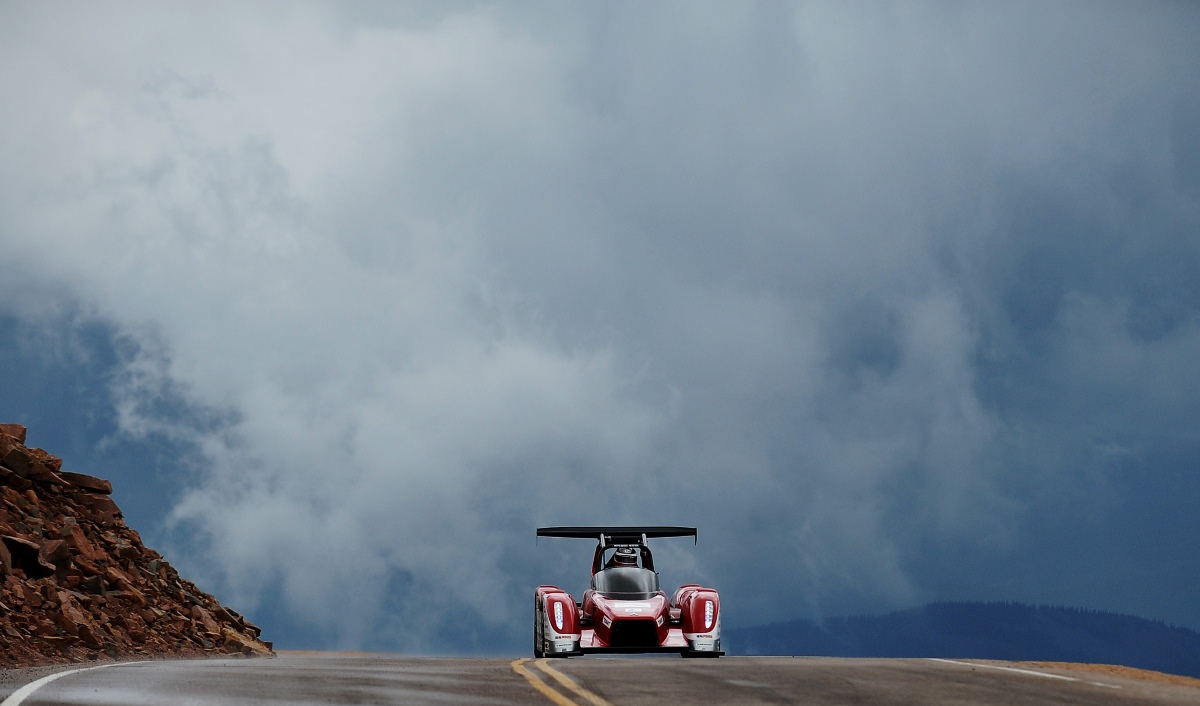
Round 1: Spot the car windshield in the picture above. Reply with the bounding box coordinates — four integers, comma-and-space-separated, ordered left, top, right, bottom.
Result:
592, 567, 660, 599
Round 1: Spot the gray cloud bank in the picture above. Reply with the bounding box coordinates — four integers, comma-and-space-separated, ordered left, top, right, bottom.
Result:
2, 2, 1198, 651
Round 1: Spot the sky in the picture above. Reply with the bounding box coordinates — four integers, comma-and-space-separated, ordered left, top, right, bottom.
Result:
1, 1, 1199, 654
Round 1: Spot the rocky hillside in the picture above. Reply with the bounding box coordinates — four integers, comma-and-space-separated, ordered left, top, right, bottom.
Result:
0, 423, 272, 667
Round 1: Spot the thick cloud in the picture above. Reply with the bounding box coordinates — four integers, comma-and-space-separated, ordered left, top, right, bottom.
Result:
2, 2, 1198, 651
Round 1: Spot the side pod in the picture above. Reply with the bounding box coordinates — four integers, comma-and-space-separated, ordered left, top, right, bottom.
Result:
674, 585, 723, 657
534, 585, 582, 657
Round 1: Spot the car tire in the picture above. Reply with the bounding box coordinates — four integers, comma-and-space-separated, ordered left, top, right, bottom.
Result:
533, 604, 545, 658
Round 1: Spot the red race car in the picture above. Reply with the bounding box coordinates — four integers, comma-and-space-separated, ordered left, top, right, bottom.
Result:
534, 526, 723, 657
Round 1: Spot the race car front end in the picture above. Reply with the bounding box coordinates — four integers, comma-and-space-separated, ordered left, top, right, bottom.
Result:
582, 592, 680, 653
534, 526, 723, 657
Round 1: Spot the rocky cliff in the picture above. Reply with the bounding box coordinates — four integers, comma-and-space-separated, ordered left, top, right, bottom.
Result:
0, 423, 272, 667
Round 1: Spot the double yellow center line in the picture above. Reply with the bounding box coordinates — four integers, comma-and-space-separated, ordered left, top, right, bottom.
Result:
511, 658, 613, 706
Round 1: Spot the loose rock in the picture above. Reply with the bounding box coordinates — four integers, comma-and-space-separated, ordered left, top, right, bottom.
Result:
0, 422, 273, 667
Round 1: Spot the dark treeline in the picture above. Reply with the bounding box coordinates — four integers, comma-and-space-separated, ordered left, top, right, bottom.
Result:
727, 602, 1200, 678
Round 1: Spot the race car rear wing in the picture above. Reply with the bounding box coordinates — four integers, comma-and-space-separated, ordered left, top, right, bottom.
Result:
537, 526, 697, 545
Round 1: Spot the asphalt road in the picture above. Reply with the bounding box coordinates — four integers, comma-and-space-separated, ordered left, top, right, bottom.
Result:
1, 653, 1197, 705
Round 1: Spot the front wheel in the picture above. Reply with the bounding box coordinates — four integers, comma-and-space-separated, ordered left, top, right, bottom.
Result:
533, 604, 545, 658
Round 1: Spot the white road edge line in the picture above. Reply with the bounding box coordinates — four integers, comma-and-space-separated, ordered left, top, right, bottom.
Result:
2, 660, 151, 706
928, 658, 1080, 682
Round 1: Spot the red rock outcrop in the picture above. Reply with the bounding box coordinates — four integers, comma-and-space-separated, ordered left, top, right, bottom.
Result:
0, 423, 272, 666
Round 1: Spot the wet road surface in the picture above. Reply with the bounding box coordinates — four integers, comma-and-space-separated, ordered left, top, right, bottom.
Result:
1, 653, 1197, 705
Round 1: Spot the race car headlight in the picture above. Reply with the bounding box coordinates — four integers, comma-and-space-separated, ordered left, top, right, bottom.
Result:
553, 601, 564, 631
704, 600, 714, 630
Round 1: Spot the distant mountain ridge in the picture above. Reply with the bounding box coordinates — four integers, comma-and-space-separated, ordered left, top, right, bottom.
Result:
727, 601, 1200, 679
